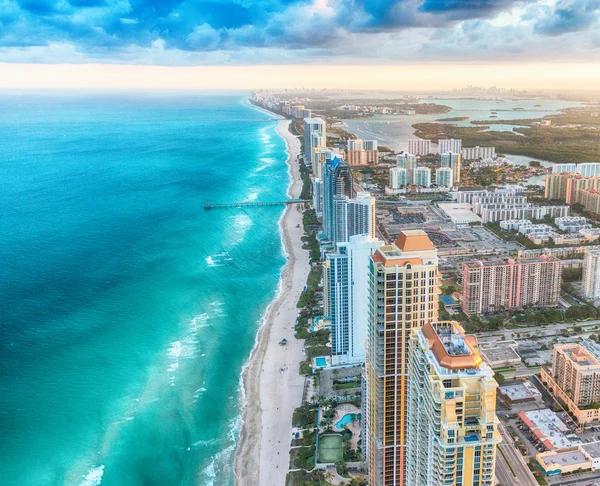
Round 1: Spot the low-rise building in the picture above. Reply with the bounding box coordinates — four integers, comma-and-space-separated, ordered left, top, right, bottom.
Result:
537, 447, 593, 476
555, 216, 592, 233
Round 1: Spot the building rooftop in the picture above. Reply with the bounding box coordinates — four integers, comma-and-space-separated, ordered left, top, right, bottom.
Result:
560, 344, 600, 368
520, 409, 577, 450
395, 230, 435, 252
541, 450, 588, 467
582, 441, 600, 459
422, 321, 482, 370
499, 381, 541, 401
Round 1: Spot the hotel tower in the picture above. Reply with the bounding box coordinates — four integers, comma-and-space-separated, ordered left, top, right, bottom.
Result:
406, 321, 500, 486
365, 230, 440, 485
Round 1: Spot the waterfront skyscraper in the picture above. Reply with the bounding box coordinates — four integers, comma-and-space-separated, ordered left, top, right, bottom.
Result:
439, 139, 462, 155
323, 155, 353, 242
582, 249, 600, 300
408, 139, 431, 156
304, 117, 326, 160
324, 234, 383, 365
331, 192, 376, 246
406, 321, 500, 486
436, 167, 453, 188
365, 230, 440, 485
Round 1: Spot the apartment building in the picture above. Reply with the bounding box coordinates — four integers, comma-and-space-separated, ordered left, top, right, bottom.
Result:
439, 139, 462, 154
323, 234, 383, 365
365, 230, 440, 485
583, 249, 600, 300
541, 344, 600, 424
406, 321, 500, 486
408, 138, 431, 156
462, 256, 562, 315
462, 146, 496, 160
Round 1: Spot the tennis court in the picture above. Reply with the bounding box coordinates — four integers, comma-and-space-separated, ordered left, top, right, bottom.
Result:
317, 434, 343, 463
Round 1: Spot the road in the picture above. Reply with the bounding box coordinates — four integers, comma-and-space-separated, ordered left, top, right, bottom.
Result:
495, 422, 538, 486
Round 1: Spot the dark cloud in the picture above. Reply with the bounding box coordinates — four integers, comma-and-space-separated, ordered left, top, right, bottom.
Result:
534, 0, 600, 35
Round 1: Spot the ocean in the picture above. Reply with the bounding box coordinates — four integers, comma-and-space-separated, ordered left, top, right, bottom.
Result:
0, 92, 288, 485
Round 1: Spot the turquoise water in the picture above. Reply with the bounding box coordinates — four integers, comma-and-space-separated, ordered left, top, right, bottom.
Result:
0, 93, 288, 485
315, 357, 327, 367
335, 413, 360, 429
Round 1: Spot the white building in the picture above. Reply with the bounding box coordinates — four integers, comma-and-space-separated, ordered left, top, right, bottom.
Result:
555, 216, 592, 233
578, 163, 600, 178
462, 146, 496, 160
414, 167, 432, 188
583, 249, 600, 300
331, 192, 376, 246
347, 139, 364, 151
324, 234, 384, 365
435, 167, 453, 188
517, 223, 554, 235
481, 205, 570, 224
389, 167, 408, 189
311, 146, 329, 179
304, 118, 326, 161
397, 153, 418, 184
312, 178, 323, 216
364, 140, 378, 151
553, 164, 577, 174
441, 152, 462, 183
439, 139, 462, 154
408, 139, 431, 156
500, 219, 531, 231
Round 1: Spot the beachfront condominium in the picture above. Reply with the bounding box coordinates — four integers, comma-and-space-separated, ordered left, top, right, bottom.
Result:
439, 139, 462, 155
312, 178, 323, 216
408, 139, 431, 156
397, 153, 418, 184
323, 234, 384, 365
461, 256, 562, 315
406, 321, 500, 486
441, 152, 461, 183
311, 146, 329, 179
461, 146, 496, 161
365, 230, 440, 486
414, 167, 432, 188
330, 192, 376, 246
389, 167, 408, 190
436, 167, 453, 188
323, 155, 353, 242
304, 117, 326, 160
582, 249, 600, 300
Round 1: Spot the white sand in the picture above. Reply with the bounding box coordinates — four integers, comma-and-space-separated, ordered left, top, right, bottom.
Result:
234, 119, 311, 486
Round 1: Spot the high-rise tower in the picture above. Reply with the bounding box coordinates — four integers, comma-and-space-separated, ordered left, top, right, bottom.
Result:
365, 230, 440, 485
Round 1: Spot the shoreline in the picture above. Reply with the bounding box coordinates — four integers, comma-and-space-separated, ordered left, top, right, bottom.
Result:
234, 118, 310, 485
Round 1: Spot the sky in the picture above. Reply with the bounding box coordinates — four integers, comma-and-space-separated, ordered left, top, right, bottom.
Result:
0, 0, 599, 89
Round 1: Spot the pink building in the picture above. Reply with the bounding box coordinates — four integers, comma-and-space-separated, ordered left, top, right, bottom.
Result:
462, 256, 562, 315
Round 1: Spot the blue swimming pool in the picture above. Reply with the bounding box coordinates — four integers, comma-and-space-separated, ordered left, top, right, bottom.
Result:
336, 413, 360, 429
315, 357, 327, 367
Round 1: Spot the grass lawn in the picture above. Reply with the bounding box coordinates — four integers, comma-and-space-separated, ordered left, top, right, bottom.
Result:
318, 434, 344, 463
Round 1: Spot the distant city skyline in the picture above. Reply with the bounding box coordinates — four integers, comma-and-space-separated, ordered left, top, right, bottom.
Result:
0, 62, 598, 90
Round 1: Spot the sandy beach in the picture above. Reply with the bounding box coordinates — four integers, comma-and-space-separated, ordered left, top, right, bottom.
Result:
234, 119, 311, 486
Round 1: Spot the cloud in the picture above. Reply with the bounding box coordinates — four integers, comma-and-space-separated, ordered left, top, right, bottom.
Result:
0, 0, 598, 64
534, 0, 600, 35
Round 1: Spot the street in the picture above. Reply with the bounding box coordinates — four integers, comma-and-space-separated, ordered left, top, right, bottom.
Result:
496, 422, 538, 486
